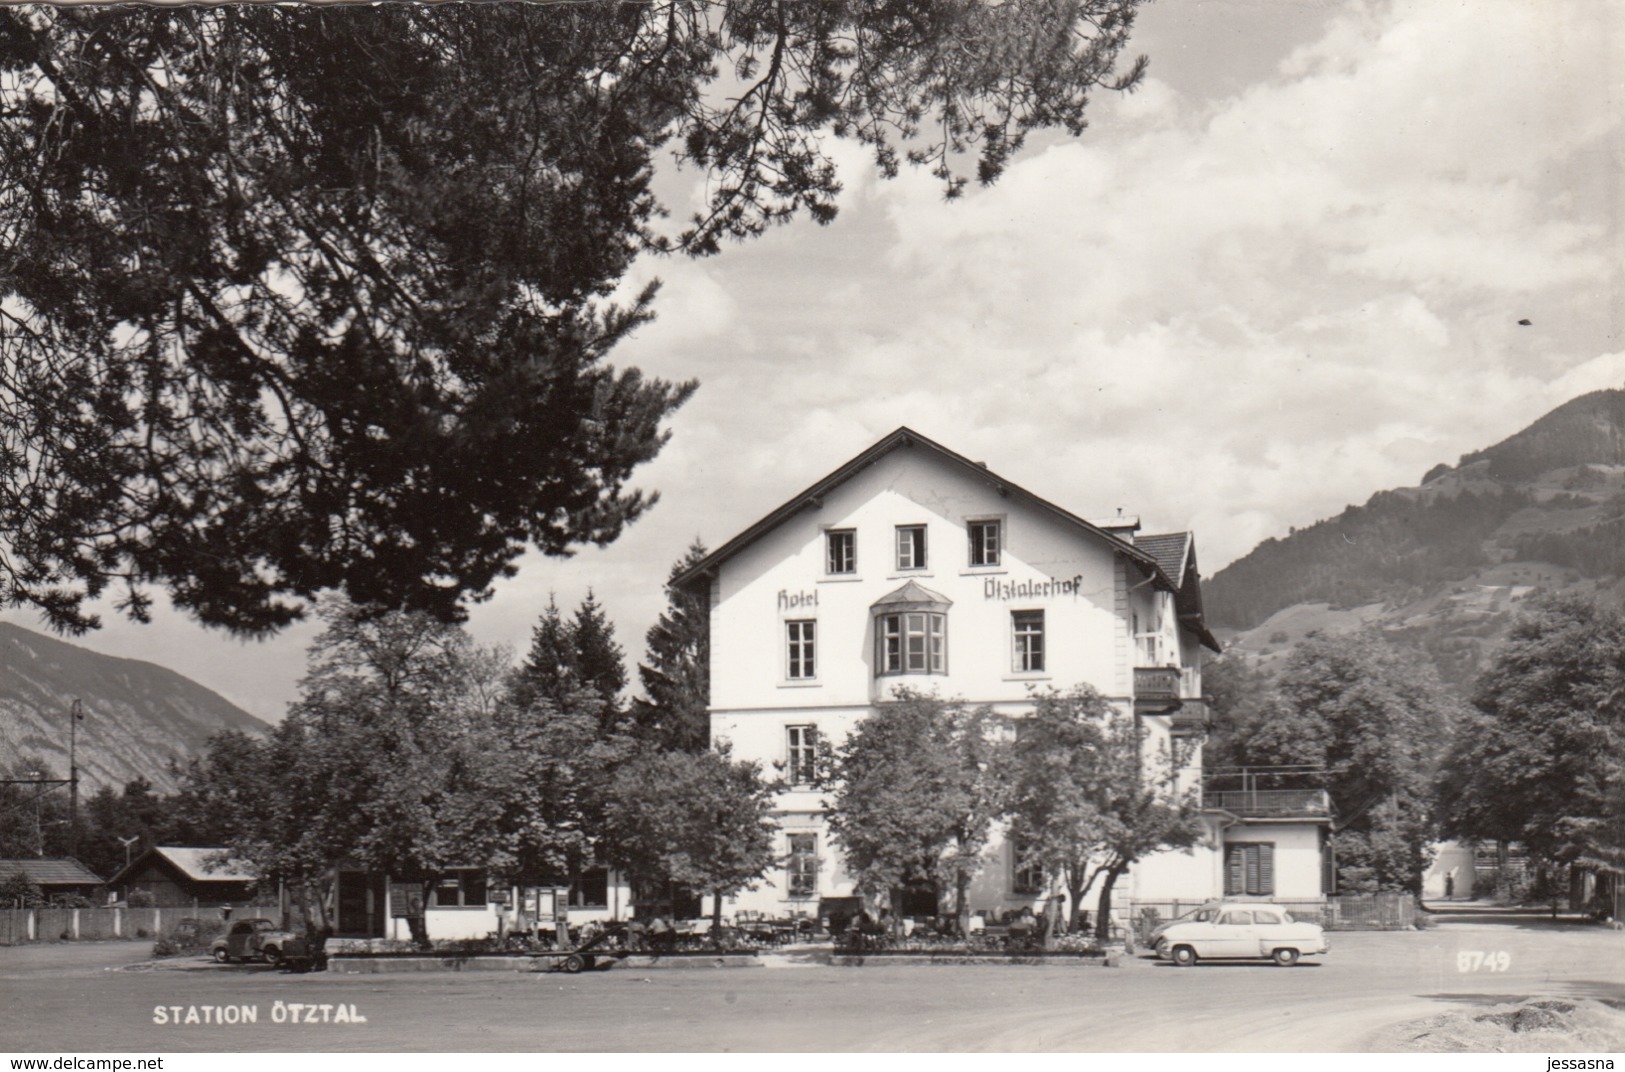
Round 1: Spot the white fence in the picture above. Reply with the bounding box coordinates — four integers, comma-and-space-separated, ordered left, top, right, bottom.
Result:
0, 907, 219, 944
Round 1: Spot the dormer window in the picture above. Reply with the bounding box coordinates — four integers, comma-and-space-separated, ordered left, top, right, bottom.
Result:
872, 580, 950, 677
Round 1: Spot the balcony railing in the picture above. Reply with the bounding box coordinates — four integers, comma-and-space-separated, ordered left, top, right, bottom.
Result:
1204, 789, 1333, 819
1133, 666, 1181, 702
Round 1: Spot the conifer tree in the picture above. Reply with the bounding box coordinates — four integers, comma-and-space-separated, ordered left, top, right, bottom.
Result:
1, 3, 1151, 637
572, 590, 627, 721
511, 596, 578, 713
633, 541, 711, 752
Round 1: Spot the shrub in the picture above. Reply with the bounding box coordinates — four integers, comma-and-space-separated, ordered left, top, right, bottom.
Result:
126, 888, 156, 908
0, 873, 46, 908
151, 917, 225, 959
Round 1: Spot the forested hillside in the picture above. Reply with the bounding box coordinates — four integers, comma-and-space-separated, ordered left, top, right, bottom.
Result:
1205, 389, 1625, 692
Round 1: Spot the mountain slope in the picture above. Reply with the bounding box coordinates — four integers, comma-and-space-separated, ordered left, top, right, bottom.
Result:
0, 622, 268, 792
1206, 388, 1625, 690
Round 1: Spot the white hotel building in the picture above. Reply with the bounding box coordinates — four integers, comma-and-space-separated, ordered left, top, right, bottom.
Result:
673, 428, 1332, 924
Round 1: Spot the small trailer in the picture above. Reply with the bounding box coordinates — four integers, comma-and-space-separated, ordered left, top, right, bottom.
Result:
529, 927, 624, 973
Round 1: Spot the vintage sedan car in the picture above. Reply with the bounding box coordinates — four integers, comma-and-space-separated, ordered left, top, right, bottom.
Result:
210, 918, 306, 965
1154, 902, 1328, 966
1146, 900, 1223, 948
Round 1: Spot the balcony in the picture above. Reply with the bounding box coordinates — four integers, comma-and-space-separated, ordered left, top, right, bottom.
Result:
1133, 666, 1188, 716
1204, 789, 1333, 819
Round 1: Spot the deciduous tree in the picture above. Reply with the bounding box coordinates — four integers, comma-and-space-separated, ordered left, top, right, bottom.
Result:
597, 743, 777, 932
825, 690, 1001, 931
1206, 633, 1462, 893
1438, 595, 1625, 886
1003, 687, 1201, 939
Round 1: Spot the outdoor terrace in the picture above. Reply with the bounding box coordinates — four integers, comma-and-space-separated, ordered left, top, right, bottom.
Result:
1203, 788, 1333, 819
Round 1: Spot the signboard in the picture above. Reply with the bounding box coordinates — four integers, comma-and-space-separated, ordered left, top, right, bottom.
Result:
389, 882, 424, 920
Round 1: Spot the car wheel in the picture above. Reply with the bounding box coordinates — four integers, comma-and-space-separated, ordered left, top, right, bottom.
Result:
561, 954, 586, 974
213, 949, 230, 964
1272, 948, 1300, 967
263, 947, 283, 967
1171, 945, 1197, 967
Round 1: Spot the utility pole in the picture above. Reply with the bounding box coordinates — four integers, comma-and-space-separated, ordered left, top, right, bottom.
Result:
69, 698, 83, 859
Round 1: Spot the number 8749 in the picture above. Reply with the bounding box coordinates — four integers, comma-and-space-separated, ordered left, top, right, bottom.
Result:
1457, 950, 1511, 972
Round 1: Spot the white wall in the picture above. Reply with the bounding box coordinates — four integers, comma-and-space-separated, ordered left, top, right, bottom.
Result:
708, 449, 1128, 714
1223, 823, 1324, 901
708, 445, 1219, 918
1422, 841, 1476, 900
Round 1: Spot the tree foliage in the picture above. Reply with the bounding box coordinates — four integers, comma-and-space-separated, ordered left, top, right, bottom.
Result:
632, 541, 711, 752
1003, 687, 1200, 938
510, 590, 628, 731
0, 2, 1149, 637
1437, 595, 1625, 876
1205, 633, 1464, 893
179, 600, 535, 946
597, 743, 777, 927
824, 690, 1001, 928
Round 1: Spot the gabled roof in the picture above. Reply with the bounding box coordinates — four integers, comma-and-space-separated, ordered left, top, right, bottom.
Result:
672, 426, 1172, 592
108, 846, 257, 888
0, 858, 103, 886
1140, 532, 1219, 653
1136, 532, 1192, 586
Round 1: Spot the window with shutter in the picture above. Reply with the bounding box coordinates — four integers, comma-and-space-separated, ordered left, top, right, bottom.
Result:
1225, 842, 1276, 896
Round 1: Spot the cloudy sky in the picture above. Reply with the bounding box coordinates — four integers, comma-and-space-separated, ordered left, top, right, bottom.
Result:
6, 0, 1622, 724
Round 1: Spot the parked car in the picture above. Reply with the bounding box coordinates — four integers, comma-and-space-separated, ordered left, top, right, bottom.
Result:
1154, 902, 1328, 966
1145, 900, 1223, 948
210, 918, 306, 966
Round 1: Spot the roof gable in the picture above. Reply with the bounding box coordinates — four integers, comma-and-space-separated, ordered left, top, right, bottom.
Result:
108, 846, 257, 888
672, 427, 1168, 591
0, 858, 103, 886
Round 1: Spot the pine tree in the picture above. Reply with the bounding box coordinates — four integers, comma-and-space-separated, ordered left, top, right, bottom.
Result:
511, 595, 578, 713
633, 541, 712, 752
572, 589, 627, 727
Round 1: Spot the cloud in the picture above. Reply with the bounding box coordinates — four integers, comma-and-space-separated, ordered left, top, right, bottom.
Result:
9, 1, 1619, 723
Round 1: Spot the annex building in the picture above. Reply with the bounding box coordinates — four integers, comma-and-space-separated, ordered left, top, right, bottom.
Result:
675, 428, 1332, 926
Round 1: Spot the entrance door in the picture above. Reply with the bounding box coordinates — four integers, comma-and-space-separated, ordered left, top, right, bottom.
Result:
896, 883, 940, 918
336, 871, 385, 937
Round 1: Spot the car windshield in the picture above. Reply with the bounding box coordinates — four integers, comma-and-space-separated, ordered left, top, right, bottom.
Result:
1177, 904, 1219, 923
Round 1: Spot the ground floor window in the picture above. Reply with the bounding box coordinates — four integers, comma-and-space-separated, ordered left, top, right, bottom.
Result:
431, 869, 488, 908
571, 868, 609, 908
1225, 842, 1275, 896
1011, 840, 1045, 895
787, 834, 818, 898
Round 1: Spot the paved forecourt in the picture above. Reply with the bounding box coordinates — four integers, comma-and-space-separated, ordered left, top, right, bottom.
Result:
1, 921, 1621, 1052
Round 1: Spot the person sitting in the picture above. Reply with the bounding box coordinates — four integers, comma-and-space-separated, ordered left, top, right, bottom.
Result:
647, 914, 676, 953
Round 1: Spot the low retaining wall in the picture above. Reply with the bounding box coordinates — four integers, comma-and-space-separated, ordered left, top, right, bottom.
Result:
327, 951, 761, 974
834, 951, 1119, 967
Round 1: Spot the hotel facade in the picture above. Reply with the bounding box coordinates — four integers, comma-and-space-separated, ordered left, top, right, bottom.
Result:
675, 428, 1331, 924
